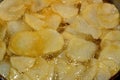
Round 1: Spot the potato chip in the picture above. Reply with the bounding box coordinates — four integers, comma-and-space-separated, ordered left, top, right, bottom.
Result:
0, 41, 6, 61
101, 30, 120, 47
94, 61, 111, 80
100, 59, 120, 76
24, 13, 46, 31
38, 29, 64, 55
0, 62, 10, 78
0, 0, 26, 21
9, 31, 44, 57
81, 3, 119, 29
31, 0, 55, 12
66, 16, 102, 39
7, 20, 32, 37
80, 59, 98, 80
10, 56, 35, 73
9, 68, 31, 80
25, 57, 54, 80
99, 44, 120, 66
65, 37, 97, 62
52, 3, 78, 19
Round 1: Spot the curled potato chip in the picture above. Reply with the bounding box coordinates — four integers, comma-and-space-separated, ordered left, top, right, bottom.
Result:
38, 29, 64, 55
52, 3, 78, 19
0, 0, 26, 21
24, 13, 46, 31
0, 41, 6, 61
10, 56, 35, 73
81, 3, 119, 29
7, 20, 32, 37
9, 31, 44, 57
65, 37, 97, 62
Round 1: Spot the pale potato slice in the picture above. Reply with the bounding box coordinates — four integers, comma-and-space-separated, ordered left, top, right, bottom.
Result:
0, 41, 6, 61
38, 29, 64, 55
100, 59, 120, 76
97, 3, 119, 29
0, 0, 26, 21
24, 13, 46, 31
80, 59, 98, 80
55, 58, 85, 80
99, 44, 120, 66
31, 0, 55, 12
67, 16, 102, 39
81, 3, 119, 29
25, 57, 54, 80
0, 26, 7, 40
9, 31, 44, 57
52, 3, 78, 19
0, 62, 10, 78
101, 31, 120, 47
45, 14, 61, 30
10, 56, 35, 73
65, 37, 97, 62
94, 61, 111, 80
9, 68, 32, 80
7, 20, 32, 37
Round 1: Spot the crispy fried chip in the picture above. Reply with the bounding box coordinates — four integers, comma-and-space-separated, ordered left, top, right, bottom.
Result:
9, 31, 44, 57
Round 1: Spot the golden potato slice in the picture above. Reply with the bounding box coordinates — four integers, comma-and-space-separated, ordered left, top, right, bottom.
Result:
9, 31, 44, 57
24, 13, 46, 31
99, 44, 120, 66
101, 31, 120, 47
7, 20, 32, 37
38, 29, 64, 55
0, 41, 6, 61
45, 14, 61, 30
0, 0, 26, 21
10, 56, 35, 73
81, 3, 119, 29
65, 37, 97, 62
25, 57, 54, 80
52, 3, 78, 19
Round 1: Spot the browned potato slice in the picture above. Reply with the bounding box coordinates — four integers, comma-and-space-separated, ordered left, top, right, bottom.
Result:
9, 31, 44, 57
